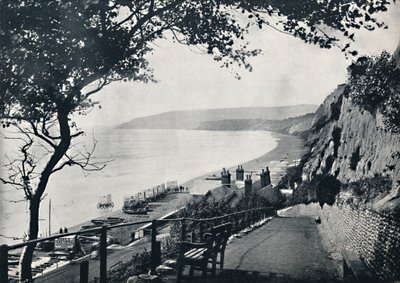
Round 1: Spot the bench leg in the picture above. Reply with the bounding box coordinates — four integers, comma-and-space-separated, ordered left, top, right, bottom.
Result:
176, 261, 184, 283
220, 252, 225, 269
189, 265, 194, 277
212, 256, 217, 277
202, 262, 207, 278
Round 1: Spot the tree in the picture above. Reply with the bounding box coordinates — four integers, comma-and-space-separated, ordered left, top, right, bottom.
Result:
0, 0, 393, 281
347, 51, 400, 133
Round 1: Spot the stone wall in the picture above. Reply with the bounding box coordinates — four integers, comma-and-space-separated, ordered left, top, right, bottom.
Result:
289, 203, 400, 281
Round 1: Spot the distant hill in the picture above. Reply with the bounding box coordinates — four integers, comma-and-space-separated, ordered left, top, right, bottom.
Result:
117, 105, 318, 130
197, 113, 315, 134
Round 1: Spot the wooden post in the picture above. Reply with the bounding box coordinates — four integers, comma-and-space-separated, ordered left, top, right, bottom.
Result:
234, 213, 239, 232
181, 218, 186, 242
0, 244, 9, 283
199, 221, 204, 242
80, 260, 89, 283
151, 219, 160, 274
100, 225, 107, 283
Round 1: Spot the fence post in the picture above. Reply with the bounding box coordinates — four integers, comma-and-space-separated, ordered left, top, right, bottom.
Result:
234, 213, 239, 232
80, 260, 89, 283
0, 244, 9, 283
181, 218, 186, 242
199, 221, 204, 242
151, 219, 161, 274
100, 225, 107, 283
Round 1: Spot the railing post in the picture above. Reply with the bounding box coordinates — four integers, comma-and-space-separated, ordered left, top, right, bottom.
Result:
199, 221, 204, 242
80, 260, 89, 283
181, 218, 186, 242
151, 219, 161, 274
100, 225, 107, 283
0, 244, 9, 283
234, 213, 239, 232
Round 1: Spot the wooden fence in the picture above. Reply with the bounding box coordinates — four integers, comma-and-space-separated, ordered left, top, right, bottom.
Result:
0, 207, 274, 283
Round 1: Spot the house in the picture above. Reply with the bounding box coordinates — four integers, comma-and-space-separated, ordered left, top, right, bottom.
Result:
190, 165, 280, 208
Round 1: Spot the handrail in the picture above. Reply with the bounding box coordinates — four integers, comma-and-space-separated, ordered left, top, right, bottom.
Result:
0, 206, 274, 283
8, 219, 154, 251
8, 207, 270, 250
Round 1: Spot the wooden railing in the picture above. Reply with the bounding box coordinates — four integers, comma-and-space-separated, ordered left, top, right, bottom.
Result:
0, 207, 274, 283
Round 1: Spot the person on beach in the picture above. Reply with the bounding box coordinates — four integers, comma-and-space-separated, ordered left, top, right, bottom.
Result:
64, 227, 68, 233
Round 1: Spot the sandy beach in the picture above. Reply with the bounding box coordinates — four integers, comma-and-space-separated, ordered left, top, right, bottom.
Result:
182, 132, 308, 189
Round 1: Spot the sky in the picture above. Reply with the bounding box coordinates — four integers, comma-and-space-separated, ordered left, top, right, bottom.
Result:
79, 3, 400, 127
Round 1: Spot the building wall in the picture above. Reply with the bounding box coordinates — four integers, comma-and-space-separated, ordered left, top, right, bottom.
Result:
288, 203, 400, 281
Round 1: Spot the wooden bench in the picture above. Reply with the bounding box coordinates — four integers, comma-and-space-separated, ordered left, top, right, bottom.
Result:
176, 223, 232, 282
342, 249, 375, 282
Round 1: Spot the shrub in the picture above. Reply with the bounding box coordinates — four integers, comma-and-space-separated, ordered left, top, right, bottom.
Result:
350, 146, 361, 170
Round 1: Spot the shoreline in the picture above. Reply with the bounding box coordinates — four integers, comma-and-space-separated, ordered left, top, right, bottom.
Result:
181, 132, 309, 189
68, 133, 308, 238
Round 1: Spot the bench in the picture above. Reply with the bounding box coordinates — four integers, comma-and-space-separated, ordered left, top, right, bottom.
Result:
342, 249, 375, 282
176, 222, 232, 282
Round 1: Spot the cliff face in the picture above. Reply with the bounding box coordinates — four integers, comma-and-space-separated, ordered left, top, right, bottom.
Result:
196, 113, 314, 134
302, 84, 400, 212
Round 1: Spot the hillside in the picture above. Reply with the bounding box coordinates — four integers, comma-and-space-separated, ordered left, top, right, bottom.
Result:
297, 84, 400, 213
197, 113, 314, 134
117, 105, 318, 130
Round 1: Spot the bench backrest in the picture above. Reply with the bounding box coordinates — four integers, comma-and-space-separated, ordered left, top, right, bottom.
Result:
210, 222, 232, 253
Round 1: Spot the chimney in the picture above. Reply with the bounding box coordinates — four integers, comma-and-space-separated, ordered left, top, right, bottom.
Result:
244, 175, 253, 198
221, 168, 231, 185
260, 169, 266, 187
265, 167, 271, 186
236, 165, 244, 181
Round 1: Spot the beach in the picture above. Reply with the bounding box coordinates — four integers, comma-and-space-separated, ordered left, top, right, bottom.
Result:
68, 133, 308, 244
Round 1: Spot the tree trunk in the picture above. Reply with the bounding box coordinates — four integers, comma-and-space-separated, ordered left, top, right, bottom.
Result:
19, 199, 40, 282
19, 110, 71, 282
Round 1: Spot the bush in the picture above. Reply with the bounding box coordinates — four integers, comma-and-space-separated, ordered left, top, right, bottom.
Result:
108, 251, 151, 283
348, 52, 400, 133
350, 146, 361, 170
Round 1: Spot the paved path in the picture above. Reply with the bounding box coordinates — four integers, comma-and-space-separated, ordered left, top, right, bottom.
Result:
224, 216, 336, 282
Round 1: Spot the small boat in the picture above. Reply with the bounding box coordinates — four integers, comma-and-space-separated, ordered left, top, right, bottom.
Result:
205, 174, 221, 180
91, 219, 105, 225
122, 196, 149, 215
122, 205, 148, 215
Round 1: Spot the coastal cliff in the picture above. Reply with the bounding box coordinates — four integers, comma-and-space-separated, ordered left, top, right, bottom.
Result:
300, 84, 400, 213
117, 105, 317, 130
196, 113, 314, 134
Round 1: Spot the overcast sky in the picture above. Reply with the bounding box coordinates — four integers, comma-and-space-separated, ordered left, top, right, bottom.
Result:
79, 4, 400, 127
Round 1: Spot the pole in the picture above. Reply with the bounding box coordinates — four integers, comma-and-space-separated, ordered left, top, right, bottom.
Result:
80, 260, 89, 283
199, 221, 204, 242
0, 245, 9, 283
181, 218, 186, 242
49, 198, 51, 236
100, 225, 107, 283
151, 219, 159, 274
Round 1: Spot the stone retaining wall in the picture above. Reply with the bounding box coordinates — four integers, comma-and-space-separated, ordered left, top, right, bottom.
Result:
290, 203, 400, 281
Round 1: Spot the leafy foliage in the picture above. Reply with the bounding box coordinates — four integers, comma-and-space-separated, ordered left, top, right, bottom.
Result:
0, 0, 394, 280
345, 175, 392, 197
108, 251, 151, 283
347, 52, 400, 133
350, 146, 361, 170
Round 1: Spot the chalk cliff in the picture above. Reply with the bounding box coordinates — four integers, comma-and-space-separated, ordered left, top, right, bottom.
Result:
301, 84, 400, 213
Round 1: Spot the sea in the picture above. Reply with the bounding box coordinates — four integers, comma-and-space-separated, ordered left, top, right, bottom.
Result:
0, 128, 278, 245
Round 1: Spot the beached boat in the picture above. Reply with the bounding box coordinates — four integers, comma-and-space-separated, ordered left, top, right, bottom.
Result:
122, 206, 148, 215
205, 174, 221, 180
122, 196, 149, 215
